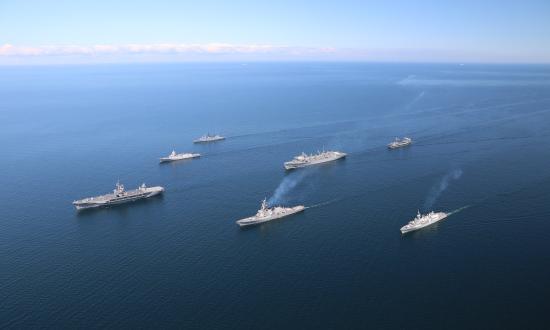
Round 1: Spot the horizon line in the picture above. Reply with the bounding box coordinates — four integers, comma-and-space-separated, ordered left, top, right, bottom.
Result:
2, 60, 550, 68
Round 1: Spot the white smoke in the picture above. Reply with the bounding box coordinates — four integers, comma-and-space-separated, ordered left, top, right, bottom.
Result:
423, 169, 463, 210
268, 171, 310, 206
404, 90, 426, 111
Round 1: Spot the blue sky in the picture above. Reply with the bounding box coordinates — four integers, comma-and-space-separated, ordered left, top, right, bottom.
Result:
1, 0, 549, 64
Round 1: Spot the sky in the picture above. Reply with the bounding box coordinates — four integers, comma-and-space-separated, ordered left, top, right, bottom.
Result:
1, 0, 549, 64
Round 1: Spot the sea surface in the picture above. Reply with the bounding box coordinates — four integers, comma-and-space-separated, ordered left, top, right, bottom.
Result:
1, 63, 550, 329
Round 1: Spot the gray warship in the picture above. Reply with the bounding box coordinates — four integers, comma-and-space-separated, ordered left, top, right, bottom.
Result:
236, 199, 305, 227
193, 134, 225, 143
388, 137, 412, 149
73, 182, 164, 210
284, 150, 346, 170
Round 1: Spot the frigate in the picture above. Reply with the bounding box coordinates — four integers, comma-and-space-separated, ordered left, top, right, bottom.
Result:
284, 150, 346, 170
73, 182, 164, 210
193, 134, 225, 143
400, 210, 448, 233
236, 199, 305, 227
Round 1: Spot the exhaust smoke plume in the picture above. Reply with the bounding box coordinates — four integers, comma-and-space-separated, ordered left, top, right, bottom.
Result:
268, 171, 311, 206
423, 169, 463, 210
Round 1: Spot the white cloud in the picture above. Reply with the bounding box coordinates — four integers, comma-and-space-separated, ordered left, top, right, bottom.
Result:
0, 43, 336, 57
1, 43, 547, 64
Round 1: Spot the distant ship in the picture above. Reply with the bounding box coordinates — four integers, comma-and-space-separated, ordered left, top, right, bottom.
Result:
73, 182, 164, 210
400, 210, 448, 234
236, 199, 305, 227
388, 137, 412, 149
284, 150, 347, 170
193, 134, 225, 143
160, 150, 200, 163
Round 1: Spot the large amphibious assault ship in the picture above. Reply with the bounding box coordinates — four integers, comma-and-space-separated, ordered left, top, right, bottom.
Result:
236, 199, 305, 227
284, 150, 347, 170
160, 150, 200, 163
73, 182, 164, 210
193, 134, 225, 143
388, 137, 412, 149
400, 210, 448, 233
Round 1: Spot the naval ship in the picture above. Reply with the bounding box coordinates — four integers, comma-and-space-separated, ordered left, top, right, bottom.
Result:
73, 182, 164, 210
236, 199, 305, 227
400, 210, 448, 233
284, 150, 347, 170
160, 150, 200, 163
193, 134, 225, 143
388, 137, 412, 149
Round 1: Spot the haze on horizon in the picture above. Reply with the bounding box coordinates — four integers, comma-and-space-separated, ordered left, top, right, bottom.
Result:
1, 0, 549, 65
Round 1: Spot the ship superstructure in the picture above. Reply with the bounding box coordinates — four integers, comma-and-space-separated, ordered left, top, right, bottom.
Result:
284, 150, 346, 170
236, 199, 305, 227
73, 182, 164, 210
400, 210, 448, 233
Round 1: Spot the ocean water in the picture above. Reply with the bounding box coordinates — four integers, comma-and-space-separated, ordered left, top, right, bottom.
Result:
1, 63, 550, 329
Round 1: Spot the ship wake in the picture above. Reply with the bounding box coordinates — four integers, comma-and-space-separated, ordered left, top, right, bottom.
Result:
447, 205, 471, 216
306, 198, 343, 209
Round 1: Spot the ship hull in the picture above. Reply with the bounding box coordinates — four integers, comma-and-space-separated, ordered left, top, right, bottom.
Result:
236, 206, 305, 227
159, 154, 200, 163
388, 143, 411, 149
193, 137, 225, 143
388, 141, 412, 149
284, 153, 346, 170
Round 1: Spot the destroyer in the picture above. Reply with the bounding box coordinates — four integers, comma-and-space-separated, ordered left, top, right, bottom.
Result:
400, 210, 448, 234
284, 150, 346, 170
73, 182, 164, 210
193, 134, 225, 143
236, 199, 305, 227
160, 150, 200, 163
388, 137, 412, 149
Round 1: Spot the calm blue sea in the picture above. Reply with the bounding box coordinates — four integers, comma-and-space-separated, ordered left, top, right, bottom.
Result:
1, 63, 550, 329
